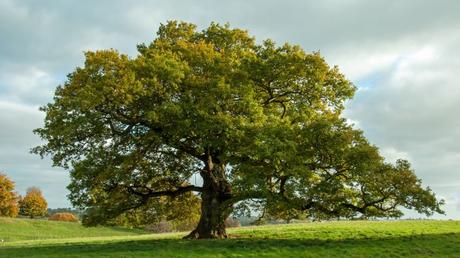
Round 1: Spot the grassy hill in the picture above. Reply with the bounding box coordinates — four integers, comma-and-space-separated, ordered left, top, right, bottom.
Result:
1, 219, 459, 257
0, 217, 145, 242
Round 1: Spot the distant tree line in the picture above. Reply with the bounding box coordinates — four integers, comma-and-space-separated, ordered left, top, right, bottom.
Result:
0, 172, 233, 231
47, 207, 83, 218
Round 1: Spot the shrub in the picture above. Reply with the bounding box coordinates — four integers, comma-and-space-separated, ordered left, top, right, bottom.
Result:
48, 212, 78, 222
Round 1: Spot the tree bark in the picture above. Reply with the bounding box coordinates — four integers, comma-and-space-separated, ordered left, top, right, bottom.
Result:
184, 156, 232, 239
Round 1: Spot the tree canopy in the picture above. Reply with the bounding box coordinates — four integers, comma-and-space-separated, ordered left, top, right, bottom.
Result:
0, 173, 19, 217
19, 187, 48, 218
33, 21, 444, 239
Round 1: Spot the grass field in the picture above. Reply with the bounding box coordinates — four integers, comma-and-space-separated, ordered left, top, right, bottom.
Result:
1, 219, 459, 257
0, 217, 146, 242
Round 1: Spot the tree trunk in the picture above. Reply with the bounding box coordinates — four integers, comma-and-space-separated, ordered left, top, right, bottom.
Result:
184, 187, 229, 239
184, 156, 232, 239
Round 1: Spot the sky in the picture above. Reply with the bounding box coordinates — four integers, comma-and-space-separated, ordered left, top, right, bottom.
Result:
0, 0, 459, 218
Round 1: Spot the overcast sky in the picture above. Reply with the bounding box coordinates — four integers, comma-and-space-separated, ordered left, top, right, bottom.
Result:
1, 0, 459, 218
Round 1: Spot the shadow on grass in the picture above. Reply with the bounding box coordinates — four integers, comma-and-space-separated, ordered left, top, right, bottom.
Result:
1, 233, 459, 257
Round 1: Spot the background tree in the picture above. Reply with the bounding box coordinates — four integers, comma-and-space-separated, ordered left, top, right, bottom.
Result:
33, 21, 444, 239
0, 173, 19, 217
19, 187, 48, 218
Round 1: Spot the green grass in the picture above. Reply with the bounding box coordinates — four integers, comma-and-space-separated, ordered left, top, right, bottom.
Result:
0, 217, 145, 242
1, 219, 459, 257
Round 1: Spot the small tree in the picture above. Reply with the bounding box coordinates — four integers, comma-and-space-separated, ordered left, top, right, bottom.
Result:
19, 187, 48, 218
0, 173, 19, 217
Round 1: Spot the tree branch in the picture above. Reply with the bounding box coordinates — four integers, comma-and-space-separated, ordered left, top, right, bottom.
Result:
128, 185, 203, 198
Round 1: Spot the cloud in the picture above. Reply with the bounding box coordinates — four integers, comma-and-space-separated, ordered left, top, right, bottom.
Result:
455, 194, 460, 211
342, 26, 460, 218
345, 30, 460, 155
380, 147, 411, 164
0, 67, 58, 105
0, 101, 70, 207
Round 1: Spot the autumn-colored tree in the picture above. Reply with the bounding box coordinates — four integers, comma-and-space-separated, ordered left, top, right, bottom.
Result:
34, 21, 444, 239
48, 212, 79, 222
0, 173, 19, 217
19, 187, 48, 218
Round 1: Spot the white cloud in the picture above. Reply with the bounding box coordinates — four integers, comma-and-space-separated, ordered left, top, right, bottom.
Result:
342, 25, 460, 218
0, 66, 57, 105
380, 147, 411, 164
0, 100, 70, 207
328, 50, 399, 81
455, 193, 460, 210
0, 0, 29, 20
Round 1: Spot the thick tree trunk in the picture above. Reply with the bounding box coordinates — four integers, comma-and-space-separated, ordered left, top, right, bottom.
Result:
184, 156, 232, 239
184, 187, 229, 239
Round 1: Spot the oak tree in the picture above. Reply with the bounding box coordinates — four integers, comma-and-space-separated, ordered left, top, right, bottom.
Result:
19, 187, 48, 218
33, 21, 444, 239
0, 173, 19, 217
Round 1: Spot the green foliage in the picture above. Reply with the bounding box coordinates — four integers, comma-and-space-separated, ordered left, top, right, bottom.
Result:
18, 187, 48, 218
0, 173, 19, 217
99, 192, 201, 232
33, 21, 443, 229
264, 203, 306, 223
1, 220, 460, 257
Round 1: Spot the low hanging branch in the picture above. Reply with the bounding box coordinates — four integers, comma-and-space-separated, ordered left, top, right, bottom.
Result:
128, 185, 203, 198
